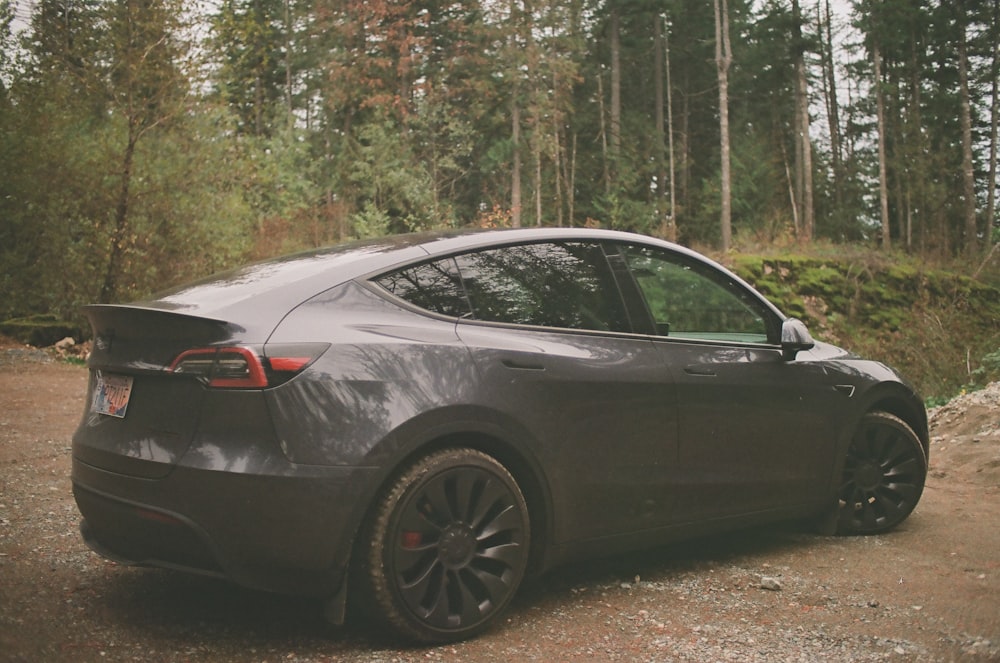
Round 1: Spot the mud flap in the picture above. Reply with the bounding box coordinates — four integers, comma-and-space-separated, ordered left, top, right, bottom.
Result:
323, 578, 349, 625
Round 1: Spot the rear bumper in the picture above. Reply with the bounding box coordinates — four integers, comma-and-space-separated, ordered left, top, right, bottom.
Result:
71, 455, 376, 597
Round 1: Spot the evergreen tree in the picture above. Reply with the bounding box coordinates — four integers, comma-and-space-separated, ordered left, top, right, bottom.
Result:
211, 0, 290, 136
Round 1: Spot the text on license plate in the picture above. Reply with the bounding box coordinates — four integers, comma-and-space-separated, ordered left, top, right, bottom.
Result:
92, 371, 134, 418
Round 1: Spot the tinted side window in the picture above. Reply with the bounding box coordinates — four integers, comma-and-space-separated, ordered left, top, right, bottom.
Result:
622, 245, 770, 343
375, 258, 471, 318
454, 242, 630, 332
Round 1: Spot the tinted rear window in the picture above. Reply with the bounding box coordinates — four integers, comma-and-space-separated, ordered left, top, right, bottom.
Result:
454, 242, 630, 332
377, 242, 631, 333
376, 258, 471, 318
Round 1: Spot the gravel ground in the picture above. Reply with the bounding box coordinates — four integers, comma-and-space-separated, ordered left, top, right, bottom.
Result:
1, 343, 998, 662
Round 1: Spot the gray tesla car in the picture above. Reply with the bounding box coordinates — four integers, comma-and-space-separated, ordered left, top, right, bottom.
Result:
72, 228, 928, 643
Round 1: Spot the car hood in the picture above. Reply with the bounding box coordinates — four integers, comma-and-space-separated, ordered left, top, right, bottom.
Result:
797, 340, 858, 362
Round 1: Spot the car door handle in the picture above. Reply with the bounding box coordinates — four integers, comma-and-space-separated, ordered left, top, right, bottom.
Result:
501, 359, 546, 371
683, 365, 717, 377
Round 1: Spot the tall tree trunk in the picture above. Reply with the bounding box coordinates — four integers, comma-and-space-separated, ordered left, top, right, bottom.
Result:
892, 153, 906, 248
957, 0, 979, 257
714, 0, 732, 251
988, 0, 999, 249
567, 132, 577, 225
553, 86, 563, 227
654, 12, 667, 237
665, 21, 677, 242
874, 43, 891, 250
908, 28, 924, 252
598, 71, 609, 193
528, 0, 541, 226
654, 11, 676, 241
820, 0, 843, 210
101, 132, 137, 303
906, 190, 913, 249
679, 86, 690, 232
284, 0, 293, 131
792, 0, 813, 242
782, 140, 800, 236
534, 115, 542, 226
609, 4, 621, 182
512, 95, 522, 227
510, 0, 522, 227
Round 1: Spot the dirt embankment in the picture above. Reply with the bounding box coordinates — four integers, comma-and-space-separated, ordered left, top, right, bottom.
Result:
0, 343, 998, 662
927, 383, 1000, 486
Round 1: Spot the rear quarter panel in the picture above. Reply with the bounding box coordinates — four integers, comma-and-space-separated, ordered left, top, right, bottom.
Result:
263, 281, 481, 467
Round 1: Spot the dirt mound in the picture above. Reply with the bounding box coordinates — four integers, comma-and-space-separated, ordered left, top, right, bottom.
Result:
928, 382, 1000, 485
0, 334, 89, 367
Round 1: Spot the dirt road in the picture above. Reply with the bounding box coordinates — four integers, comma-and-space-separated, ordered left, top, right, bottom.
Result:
1, 348, 998, 662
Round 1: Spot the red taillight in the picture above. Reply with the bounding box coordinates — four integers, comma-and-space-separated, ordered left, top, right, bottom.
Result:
269, 356, 312, 372
169, 347, 268, 388
263, 343, 329, 386
169, 344, 326, 389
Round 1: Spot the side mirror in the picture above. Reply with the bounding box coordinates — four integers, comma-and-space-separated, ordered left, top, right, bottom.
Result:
780, 318, 815, 361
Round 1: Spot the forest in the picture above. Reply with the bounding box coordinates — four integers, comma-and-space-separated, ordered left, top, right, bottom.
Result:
1, 0, 998, 326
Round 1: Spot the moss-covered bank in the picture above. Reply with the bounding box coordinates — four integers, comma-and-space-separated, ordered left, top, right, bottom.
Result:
726, 253, 1000, 403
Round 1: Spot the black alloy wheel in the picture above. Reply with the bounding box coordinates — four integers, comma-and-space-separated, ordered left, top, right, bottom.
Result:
836, 411, 927, 535
359, 448, 530, 643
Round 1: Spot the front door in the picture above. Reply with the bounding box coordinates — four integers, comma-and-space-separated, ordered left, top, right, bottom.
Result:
616, 243, 837, 522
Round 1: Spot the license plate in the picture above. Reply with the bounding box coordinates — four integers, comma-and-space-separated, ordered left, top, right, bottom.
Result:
92, 371, 134, 418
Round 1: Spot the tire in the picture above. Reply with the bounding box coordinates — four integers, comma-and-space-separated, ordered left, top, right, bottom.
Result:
358, 448, 530, 643
835, 411, 927, 535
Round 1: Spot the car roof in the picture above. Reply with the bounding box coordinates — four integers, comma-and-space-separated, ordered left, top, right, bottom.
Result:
106, 228, 743, 337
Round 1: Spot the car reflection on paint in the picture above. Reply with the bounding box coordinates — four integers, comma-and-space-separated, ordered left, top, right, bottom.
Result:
72, 228, 928, 643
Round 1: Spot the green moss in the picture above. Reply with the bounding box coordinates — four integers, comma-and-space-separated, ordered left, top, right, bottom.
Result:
727, 250, 1000, 400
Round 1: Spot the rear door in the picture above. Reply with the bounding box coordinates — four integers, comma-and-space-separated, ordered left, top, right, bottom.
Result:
447, 241, 680, 543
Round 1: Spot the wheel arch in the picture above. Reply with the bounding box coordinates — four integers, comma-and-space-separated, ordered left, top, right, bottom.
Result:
404, 430, 553, 576
813, 379, 929, 533
833, 409, 928, 535
345, 410, 555, 586
334, 421, 554, 631
856, 381, 930, 456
